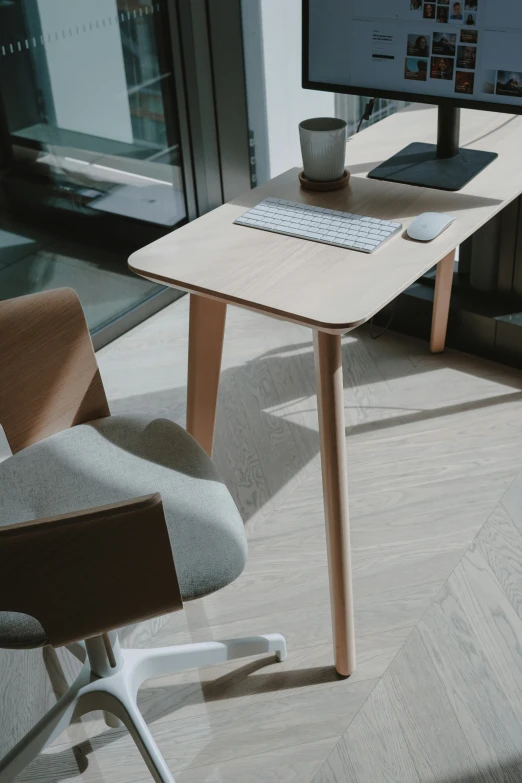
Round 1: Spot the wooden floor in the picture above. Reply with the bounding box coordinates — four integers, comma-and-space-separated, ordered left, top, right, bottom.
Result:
17, 295, 522, 783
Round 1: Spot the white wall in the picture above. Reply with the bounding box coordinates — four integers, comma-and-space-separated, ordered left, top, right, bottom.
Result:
242, 0, 335, 183
37, 0, 133, 143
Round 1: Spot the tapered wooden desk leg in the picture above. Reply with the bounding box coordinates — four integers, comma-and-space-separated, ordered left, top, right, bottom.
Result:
186, 294, 227, 457
430, 250, 455, 354
314, 330, 356, 677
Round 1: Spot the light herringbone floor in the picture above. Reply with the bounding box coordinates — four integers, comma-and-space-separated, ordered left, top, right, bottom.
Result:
18, 296, 522, 782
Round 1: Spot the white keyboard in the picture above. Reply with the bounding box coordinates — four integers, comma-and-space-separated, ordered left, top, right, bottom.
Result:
234, 198, 402, 253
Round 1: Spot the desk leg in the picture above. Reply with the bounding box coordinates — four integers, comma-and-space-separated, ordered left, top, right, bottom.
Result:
186, 294, 227, 457
314, 331, 356, 677
430, 250, 455, 354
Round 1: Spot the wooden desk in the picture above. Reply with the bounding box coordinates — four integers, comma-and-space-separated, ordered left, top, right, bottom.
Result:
129, 105, 522, 676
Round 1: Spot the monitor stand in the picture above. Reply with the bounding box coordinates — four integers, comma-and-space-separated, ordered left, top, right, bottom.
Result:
368, 106, 498, 192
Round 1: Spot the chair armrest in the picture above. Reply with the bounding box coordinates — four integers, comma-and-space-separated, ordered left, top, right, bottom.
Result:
0, 494, 183, 647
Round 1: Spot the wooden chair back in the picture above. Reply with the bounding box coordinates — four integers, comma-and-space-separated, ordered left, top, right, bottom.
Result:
0, 494, 183, 647
0, 288, 109, 453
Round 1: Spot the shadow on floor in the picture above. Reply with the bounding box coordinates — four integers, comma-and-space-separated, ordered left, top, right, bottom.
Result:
23, 655, 340, 782
106, 331, 522, 525
10, 327, 522, 782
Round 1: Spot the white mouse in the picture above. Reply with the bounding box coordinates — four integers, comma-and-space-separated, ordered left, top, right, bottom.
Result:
407, 212, 455, 242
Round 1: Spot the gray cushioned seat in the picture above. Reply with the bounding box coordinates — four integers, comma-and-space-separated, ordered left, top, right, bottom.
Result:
0, 416, 247, 650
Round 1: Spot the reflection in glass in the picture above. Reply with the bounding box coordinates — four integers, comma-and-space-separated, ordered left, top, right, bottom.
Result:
0, 0, 187, 335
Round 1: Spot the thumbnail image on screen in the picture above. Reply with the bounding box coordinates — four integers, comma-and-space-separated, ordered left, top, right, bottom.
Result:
433, 32, 456, 56
496, 71, 522, 97
405, 57, 429, 80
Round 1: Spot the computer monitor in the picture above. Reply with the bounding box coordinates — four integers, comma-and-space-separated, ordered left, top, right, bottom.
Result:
303, 0, 522, 190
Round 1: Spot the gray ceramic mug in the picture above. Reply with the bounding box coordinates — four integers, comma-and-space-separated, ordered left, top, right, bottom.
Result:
299, 117, 347, 182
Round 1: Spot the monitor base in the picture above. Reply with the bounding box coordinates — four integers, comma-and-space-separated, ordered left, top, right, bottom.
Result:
367, 142, 498, 192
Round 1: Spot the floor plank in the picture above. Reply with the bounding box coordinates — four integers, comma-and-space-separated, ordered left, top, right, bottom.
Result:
384, 628, 482, 783
418, 569, 522, 780
176, 737, 339, 783
476, 504, 522, 621
312, 681, 420, 783
500, 471, 522, 534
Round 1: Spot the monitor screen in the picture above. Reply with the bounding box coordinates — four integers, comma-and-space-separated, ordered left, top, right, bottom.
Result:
304, 0, 522, 112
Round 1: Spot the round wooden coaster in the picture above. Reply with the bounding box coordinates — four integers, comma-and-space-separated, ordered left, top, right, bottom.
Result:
298, 169, 350, 192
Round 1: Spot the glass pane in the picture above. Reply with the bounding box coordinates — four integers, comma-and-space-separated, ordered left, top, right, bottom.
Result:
0, 0, 187, 335
335, 96, 411, 137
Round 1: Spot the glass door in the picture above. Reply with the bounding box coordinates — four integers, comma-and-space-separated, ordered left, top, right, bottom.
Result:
0, 0, 191, 344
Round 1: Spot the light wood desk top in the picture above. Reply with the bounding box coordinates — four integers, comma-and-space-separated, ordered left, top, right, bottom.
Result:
128, 103, 522, 677
129, 106, 522, 334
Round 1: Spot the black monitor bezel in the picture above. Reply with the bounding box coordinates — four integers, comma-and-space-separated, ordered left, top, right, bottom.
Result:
302, 0, 522, 117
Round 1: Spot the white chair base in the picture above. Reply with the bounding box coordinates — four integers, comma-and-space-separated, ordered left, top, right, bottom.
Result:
0, 632, 287, 783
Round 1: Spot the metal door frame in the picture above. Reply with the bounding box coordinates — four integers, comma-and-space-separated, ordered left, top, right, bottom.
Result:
168, 0, 252, 218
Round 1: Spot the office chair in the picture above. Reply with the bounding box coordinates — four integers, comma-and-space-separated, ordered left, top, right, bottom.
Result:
0, 288, 286, 783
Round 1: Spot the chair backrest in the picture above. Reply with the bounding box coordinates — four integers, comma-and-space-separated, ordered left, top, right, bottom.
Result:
0, 493, 183, 647
0, 288, 110, 454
